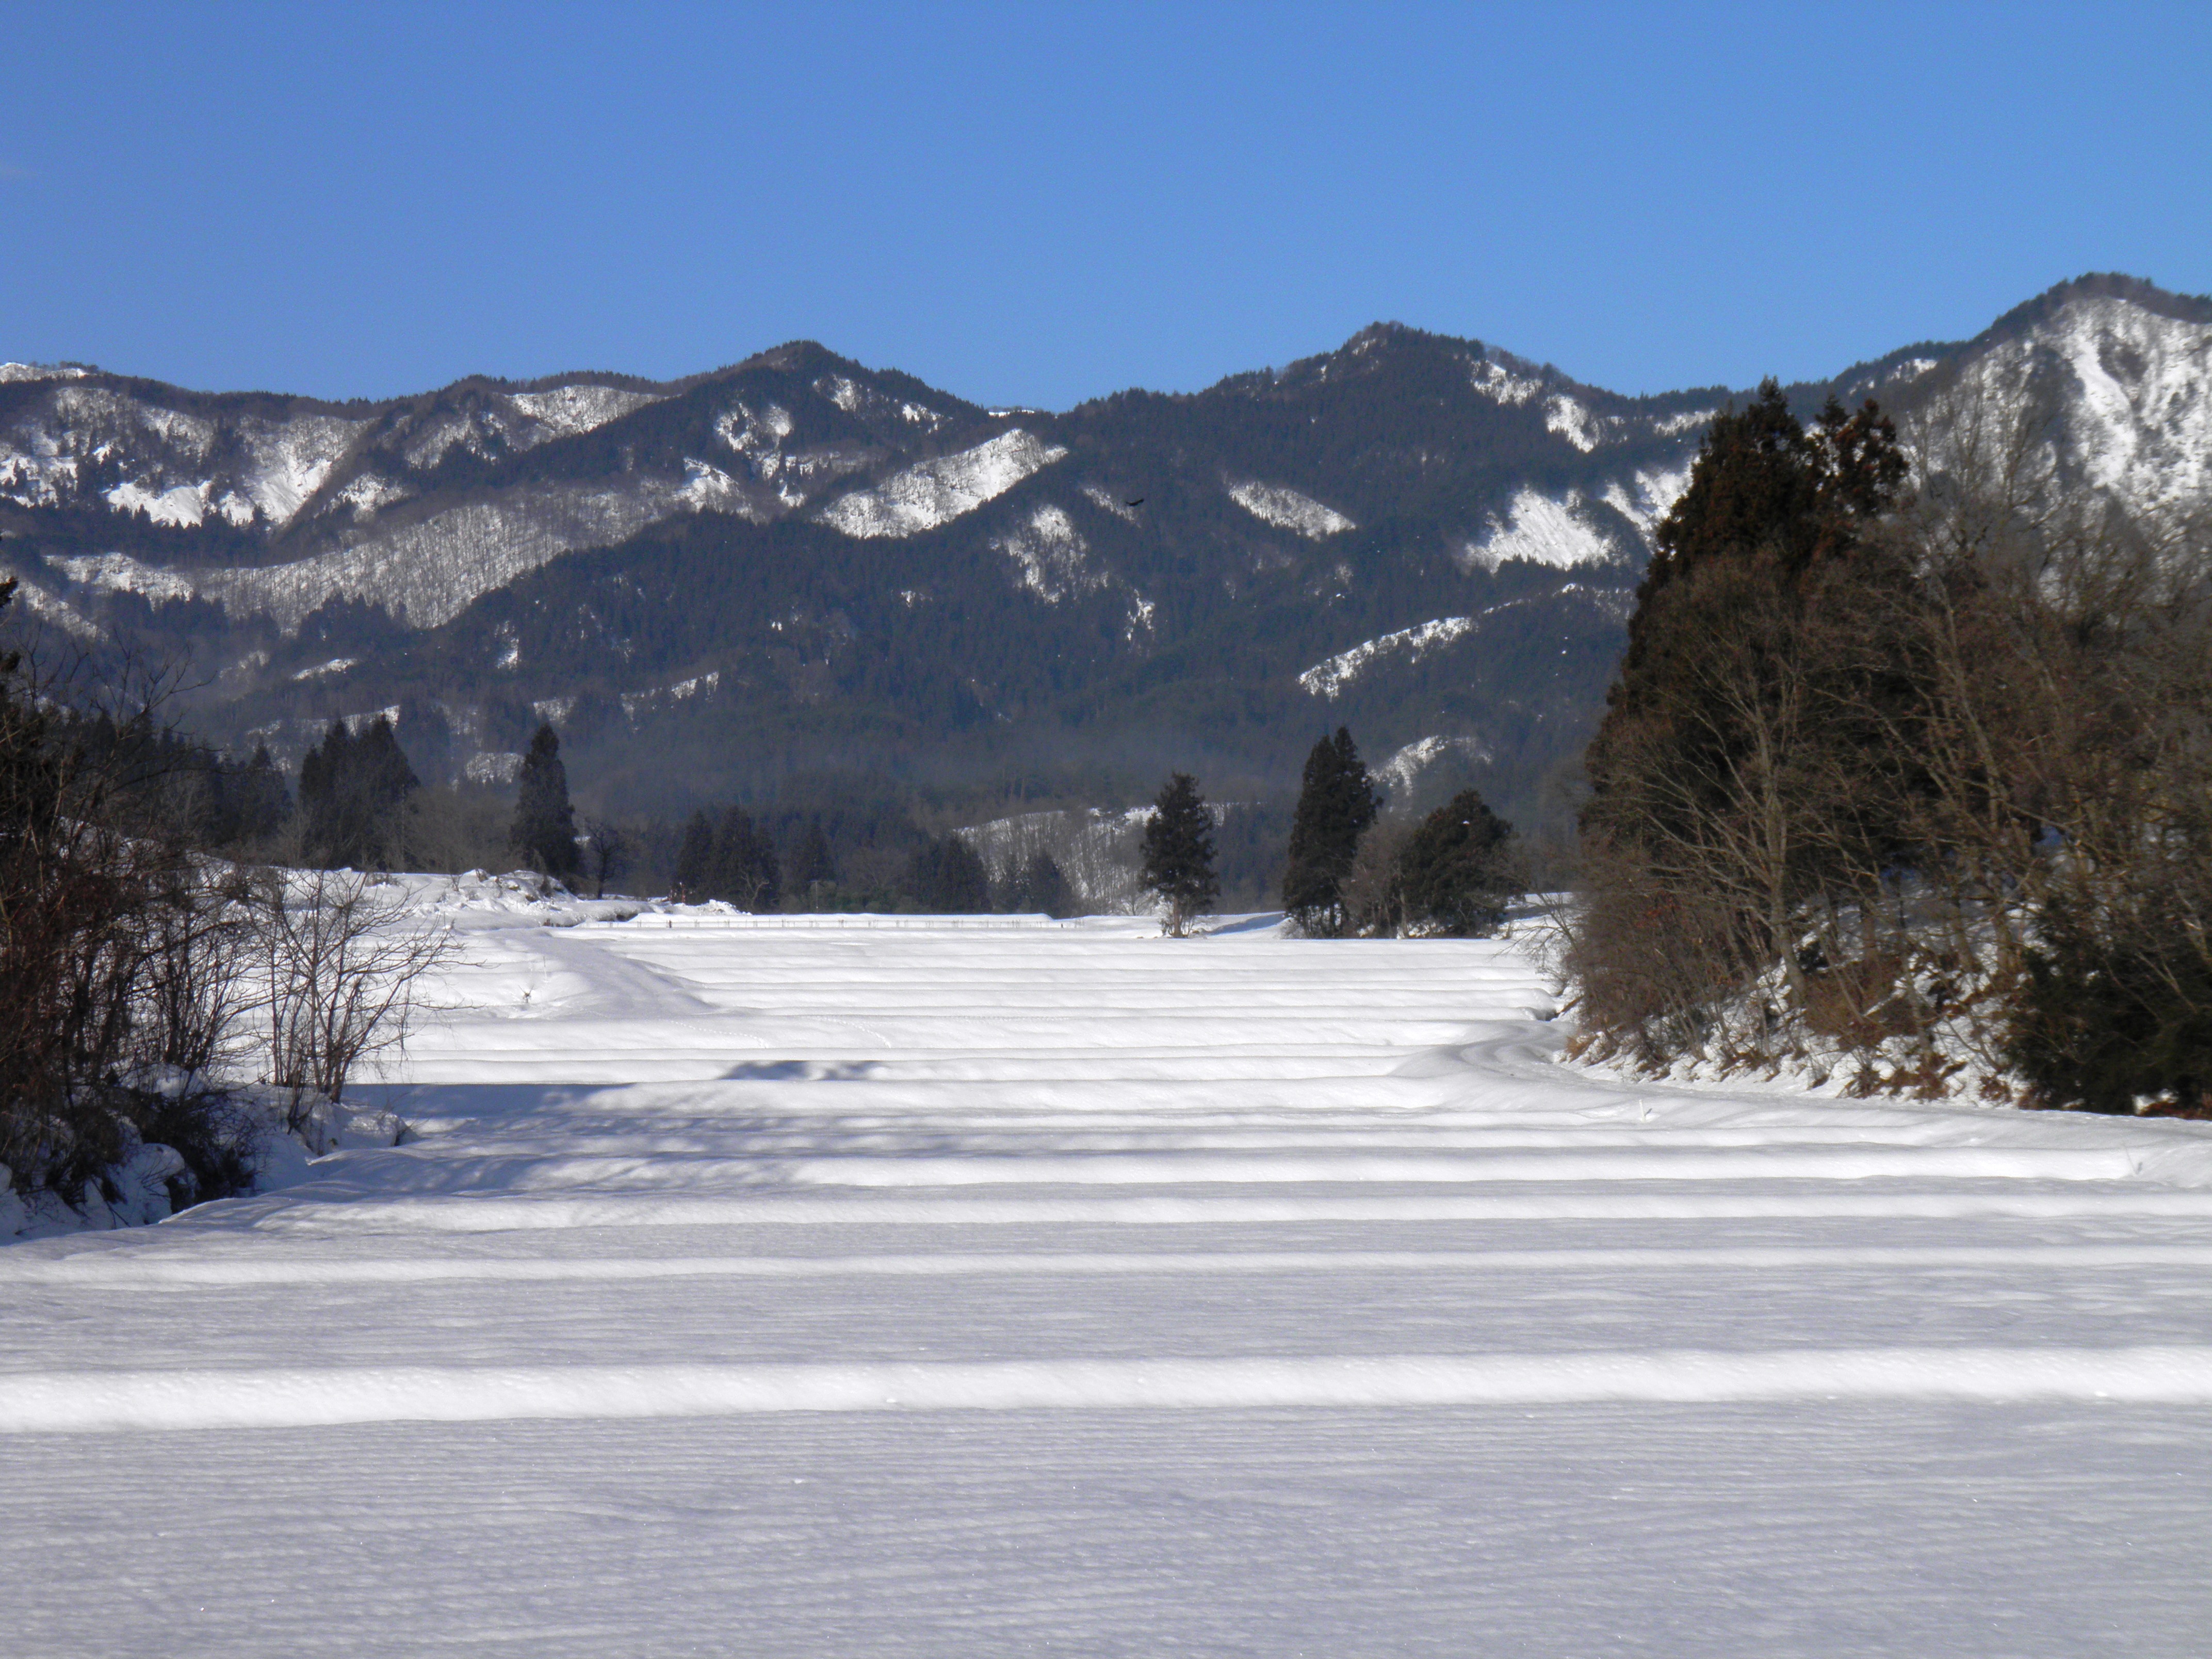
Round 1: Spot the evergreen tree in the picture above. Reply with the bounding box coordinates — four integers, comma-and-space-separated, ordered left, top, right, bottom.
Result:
1280, 727, 1379, 936
234, 743, 292, 845
999, 849, 1076, 918
1573, 384, 1911, 1034
298, 715, 418, 870
790, 818, 836, 898
1396, 789, 1516, 936
673, 809, 715, 901
1141, 772, 1219, 937
902, 834, 989, 912
510, 723, 580, 879
712, 805, 779, 910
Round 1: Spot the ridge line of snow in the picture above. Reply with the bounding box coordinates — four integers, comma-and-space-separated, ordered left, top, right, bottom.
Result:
10, 1346, 2212, 1431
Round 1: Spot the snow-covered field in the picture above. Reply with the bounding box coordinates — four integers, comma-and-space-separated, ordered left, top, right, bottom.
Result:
8, 906, 2212, 1653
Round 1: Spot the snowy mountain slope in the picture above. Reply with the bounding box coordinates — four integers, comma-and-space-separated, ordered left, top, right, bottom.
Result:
0, 274, 2203, 825
1935, 278, 2212, 515
8, 912, 2212, 1652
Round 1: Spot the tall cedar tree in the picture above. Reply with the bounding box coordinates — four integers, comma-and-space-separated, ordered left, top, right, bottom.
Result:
1281, 728, 1380, 936
1398, 789, 1517, 937
299, 716, 418, 870
672, 804, 778, 907
789, 819, 836, 896
1000, 850, 1076, 918
1575, 381, 1909, 1033
1141, 772, 1219, 937
713, 805, 780, 910
903, 834, 989, 912
511, 724, 581, 879
673, 810, 714, 901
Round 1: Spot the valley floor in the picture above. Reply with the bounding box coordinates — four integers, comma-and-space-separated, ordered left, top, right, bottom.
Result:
7, 909, 2212, 1654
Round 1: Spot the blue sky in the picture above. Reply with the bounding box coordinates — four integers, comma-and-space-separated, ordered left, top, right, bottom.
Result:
3, 2, 2206, 407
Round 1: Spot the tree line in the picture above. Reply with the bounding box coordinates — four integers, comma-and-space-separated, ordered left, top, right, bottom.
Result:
1564, 378, 2212, 1116
0, 585, 448, 1222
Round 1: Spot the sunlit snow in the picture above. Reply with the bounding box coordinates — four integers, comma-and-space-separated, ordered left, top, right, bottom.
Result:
1544, 395, 1604, 452
993, 505, 1100, 602
816, 431, 1068, 539
7, 910, 2212, 1652
1599, 464, 1695, 539
1374, 734, 1492, 799
1298, 616, 1475, 699
50, 550, 197, 605
104, 477, 216, 527
1227, 481, 1356, 539
1461, 489, 1625, 571
506, 385, 663, 439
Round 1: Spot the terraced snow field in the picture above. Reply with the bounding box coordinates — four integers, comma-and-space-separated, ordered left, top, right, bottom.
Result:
8, 910, 2212, 1654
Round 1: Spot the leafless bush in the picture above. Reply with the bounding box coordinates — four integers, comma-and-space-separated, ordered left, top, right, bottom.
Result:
1340, 816, 1413, 937
246, 870, 453, 1114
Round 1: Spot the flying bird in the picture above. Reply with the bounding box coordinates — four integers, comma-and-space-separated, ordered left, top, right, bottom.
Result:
1125, 497, 1144, 508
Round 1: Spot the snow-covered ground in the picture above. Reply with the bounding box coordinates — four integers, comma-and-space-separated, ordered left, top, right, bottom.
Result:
7, 906, 2212, 1653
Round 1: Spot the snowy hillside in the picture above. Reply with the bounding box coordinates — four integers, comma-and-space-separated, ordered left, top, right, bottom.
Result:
1, 275, 2204, 824
7, 909, 2212, 1652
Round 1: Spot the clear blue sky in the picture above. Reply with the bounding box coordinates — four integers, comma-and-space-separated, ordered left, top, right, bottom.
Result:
4, 2, 2206, 408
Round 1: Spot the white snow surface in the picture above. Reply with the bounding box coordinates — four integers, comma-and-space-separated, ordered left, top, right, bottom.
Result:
1375, 734, 1493, 799
1299, 615, 1475, 698
1544, 394, 1604, 452
505, 384, 663, 439
1961, 292, 2212, 515
49, 549, 197, 604
1462, 487, 1628, 571
9, 910, 2212, 1649
1227, 479, 1356, 538
1600, 461, 1696, 538
198, 480, 707, 632
992, 503, 1100, 601
0, 362, 91, 383
7, 907, 2212, 1652
816, 430, 1067, 538
1467, 355, 1545, 405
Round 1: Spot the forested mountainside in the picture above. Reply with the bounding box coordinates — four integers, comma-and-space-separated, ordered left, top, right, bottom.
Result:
1, 273, 2204, 827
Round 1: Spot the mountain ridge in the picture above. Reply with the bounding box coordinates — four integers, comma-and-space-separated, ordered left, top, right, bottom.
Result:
2, 273, 2204, 828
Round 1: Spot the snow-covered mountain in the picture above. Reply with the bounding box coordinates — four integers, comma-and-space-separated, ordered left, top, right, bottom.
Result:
1, 273, 2204, 824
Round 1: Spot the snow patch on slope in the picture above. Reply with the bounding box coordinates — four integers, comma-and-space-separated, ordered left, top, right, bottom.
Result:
816, 431, 1068, 539
1375, 736, 1493, 801
622, 672, 721, 721
335, 473, 410, 521
0, 573, 105, 640
1298, 617, 1476, 700
1468, 357, 1544, 405
993, 505, 1100, 602
104, 478, 217, 527
50, 551, 197, 605
200, 481, 707, 632
1081, 483, 1141, 523
507, 385, 663, 439
237, 414, 366, 525
1461, 490, 1628, 571
1228, 481, 1355, 539
1965, 293, 2212, 514
0, 363, 90, 384
1546, 395, 1604, 452
1599, 464, 1695, 539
